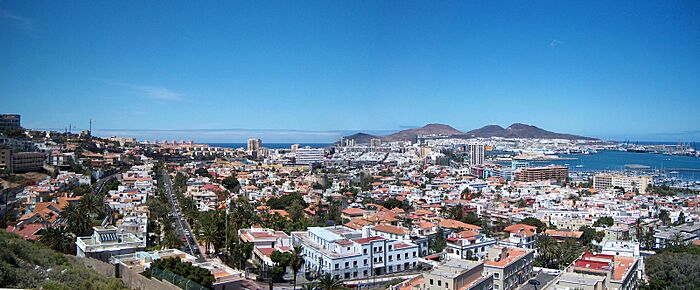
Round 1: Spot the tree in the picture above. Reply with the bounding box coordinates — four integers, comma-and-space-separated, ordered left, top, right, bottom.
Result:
61, 202, 92, 236
39, 225, 73, 254
194, 168, 212, 178
382, 198, 403, 210
222, 175, 241, 194
659, 209, 671, 226
677, 211, 686, 225
80, 192, 105, 216
429, 228, 447, 253
198, 211, 219, 254
579, 226, 604, 245
644, 251, 700, 289
162, 229, 182, 249
2, 127, 25, 138
317, 273, 345, 290
521, 217, 547, 233
289, 246, 305, 290
593, 216, 614, 227
517, 198, 527, 208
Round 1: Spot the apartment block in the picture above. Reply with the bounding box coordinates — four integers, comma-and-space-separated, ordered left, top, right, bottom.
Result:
593, 173, 651, 193
514, 165, 568, 182
483, 246, 535, 290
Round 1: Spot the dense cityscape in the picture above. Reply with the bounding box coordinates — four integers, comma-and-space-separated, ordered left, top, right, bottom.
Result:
3, 1, 700, 290
1, 114, 699, 290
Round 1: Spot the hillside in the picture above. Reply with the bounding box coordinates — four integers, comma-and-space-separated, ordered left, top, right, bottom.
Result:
339, 132, 380, 145
0, 231, 126, 289
384, 124, 463, 141
459, 123, 596, 140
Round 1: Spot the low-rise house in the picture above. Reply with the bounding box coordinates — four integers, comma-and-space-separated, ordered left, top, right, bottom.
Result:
76, 226, 145, 262
421, 259, 493, 290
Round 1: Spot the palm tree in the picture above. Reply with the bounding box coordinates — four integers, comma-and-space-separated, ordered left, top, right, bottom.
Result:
289, 246, 305, 290
80, 192, 104, 216
317, 273, 345, 290
39, 225, 73, 254
300, 284, 316, 290
199, 212, 218, 255
62, 202, 92, 236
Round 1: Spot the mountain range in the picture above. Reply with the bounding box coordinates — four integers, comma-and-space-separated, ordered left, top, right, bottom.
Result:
340, 123, 596, 143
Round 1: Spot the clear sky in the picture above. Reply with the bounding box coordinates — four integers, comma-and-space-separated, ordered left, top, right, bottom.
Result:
2, 1, 699, 142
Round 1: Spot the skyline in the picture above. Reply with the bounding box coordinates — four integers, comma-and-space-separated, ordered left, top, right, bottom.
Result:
2, 1, 700, 142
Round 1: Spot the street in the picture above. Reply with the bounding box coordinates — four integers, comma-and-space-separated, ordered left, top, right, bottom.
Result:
161, 169, 204, 261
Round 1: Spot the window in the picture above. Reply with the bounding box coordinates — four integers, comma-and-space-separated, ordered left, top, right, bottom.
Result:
446, 283, 449, 288
364, 270, 368, 276
364, 259, 368, 265
413, 251, 417, 257
438, 280, 442, 286
353, 261, 357, 266
494, 273, 500, 279
345, 262, 349, 268
363, 249, 367, 254
389, 245, 393, 250
335, 263, 339, 269
405, 253, 409, 258
397, 254, 401, 260
430, 279, 434, 285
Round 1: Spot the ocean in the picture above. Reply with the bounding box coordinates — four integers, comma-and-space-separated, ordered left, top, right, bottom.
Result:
497, 150, 700, 181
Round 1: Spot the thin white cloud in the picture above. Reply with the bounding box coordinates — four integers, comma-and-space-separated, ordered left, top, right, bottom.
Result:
0, 8, 34, 29
549, 39, 563, 48
106, 80, 184, 101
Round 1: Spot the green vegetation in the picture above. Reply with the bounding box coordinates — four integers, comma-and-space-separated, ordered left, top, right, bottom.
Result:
592, 216, 614, 227
266, 192, 307, 209
221, 175, 241, 193
647, 184, 698, 196
0, 231, 126, 289
194, 168, 212, 178
534, 236, 583, 270
2, 127, 25, 139
145, 257, 215, 288
521, 217, 548, 233
642, 246, 700, 290
429, 228, 447, 253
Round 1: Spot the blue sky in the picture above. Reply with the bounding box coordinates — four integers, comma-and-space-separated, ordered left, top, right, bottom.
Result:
1, 1, 699, 142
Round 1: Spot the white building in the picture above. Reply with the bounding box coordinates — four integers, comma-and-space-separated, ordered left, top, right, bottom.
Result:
292, 226, 419, 281
469, 144, 485, 166
76, 226, 145, 262
295, 148, 324, 165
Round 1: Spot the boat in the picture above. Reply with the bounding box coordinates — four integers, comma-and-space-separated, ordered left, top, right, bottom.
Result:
576, 165, 584, 168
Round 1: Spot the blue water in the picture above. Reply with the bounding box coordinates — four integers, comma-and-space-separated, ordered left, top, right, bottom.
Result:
499, 150, 700, 181
207, 143, 332, 149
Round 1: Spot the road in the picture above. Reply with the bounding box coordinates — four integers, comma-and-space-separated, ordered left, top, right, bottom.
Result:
161, 169, 204, 261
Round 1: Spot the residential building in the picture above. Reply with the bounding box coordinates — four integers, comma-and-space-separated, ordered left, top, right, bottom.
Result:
593, 173, 651, 193
445, 229, 497, 260
514, 165, 568, 182
292, 226, 419, 281
483, 246, 534, 290
0, 114, 21, 131
556, 252, 639, 290
239, 227, 292, 270
370, 138, 382, 148
295, 148, 324, 165
469, 144, 485, 166
76, 226, 145, 262
0, 149, 45, 172
422, 259, 493, 290
500, 224, 538, 250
